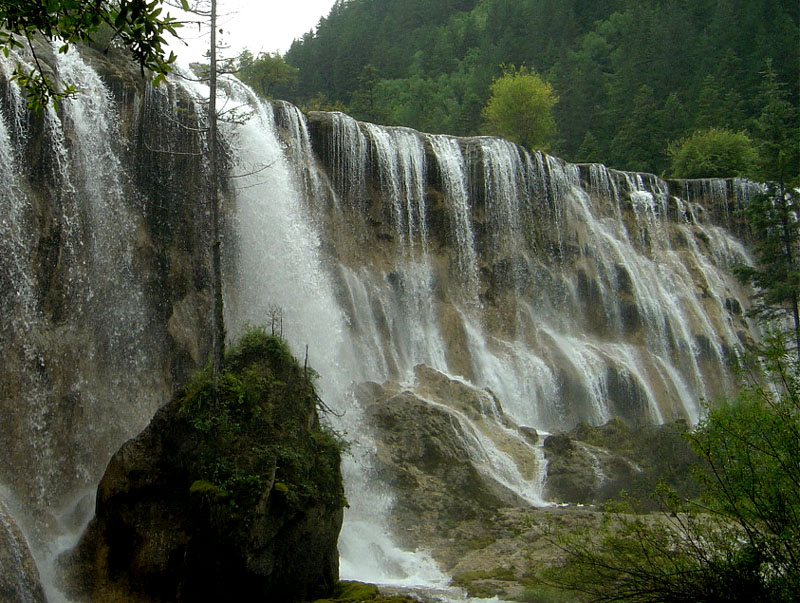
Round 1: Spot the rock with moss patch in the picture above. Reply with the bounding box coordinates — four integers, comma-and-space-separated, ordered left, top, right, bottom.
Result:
60, 329, 346, 602
310, 580, 421, 602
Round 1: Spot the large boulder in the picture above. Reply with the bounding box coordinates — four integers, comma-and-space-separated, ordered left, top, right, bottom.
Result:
60, 331, 346, 602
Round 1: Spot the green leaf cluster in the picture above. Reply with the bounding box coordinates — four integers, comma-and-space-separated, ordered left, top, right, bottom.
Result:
481, 65, 557, 150
667, 128, 758, 179
0, 0, 181, 110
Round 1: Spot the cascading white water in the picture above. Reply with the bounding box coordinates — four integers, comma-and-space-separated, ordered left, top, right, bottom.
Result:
429, 135, 481, 304
206, 79, 454, 591
306, 110, 758, 435
0, 46, 187, 601
0, 46, 763, 602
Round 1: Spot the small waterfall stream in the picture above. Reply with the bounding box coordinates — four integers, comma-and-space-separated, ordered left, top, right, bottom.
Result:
0, 47, 762, 600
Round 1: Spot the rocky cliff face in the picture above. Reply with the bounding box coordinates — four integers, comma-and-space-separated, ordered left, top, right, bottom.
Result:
541, 419, 698, 507
0, 42, 214, 561
0, 498, 46, 603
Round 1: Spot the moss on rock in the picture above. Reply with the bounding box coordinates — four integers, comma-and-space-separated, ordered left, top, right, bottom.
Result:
309, 580, 419, 602
177, 327, 346, 532
61, 328, 346, 602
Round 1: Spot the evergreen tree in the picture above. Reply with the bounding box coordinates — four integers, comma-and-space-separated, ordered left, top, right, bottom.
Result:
736, 65, 800, 359
349, 64, 383, 122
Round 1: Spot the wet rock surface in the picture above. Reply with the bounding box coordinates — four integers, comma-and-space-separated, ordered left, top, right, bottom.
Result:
0, 498, 46, 603
352, 374, 699, 601
543, 419, 698, 507
356, 366, 543, 554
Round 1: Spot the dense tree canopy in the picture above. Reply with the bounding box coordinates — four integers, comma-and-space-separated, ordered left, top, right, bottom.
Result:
281, 0, 798, 174
236, 49, 298, 100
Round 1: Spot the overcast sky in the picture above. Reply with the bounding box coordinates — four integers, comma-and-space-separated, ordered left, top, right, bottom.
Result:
169, 0, 337, 62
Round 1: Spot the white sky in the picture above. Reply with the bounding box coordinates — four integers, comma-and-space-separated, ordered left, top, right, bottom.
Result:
168, 0, 337, 62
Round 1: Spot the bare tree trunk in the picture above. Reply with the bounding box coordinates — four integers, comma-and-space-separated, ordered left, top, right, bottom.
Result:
209, 0, 225, 381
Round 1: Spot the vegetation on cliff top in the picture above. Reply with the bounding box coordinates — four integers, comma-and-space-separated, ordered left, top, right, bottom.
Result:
178, 327, 346, 531
481, 65, 558, 151
276, 0, 797, 175
0, 0, 183, 109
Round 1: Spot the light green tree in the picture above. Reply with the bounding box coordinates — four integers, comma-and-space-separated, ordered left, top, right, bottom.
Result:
667, 128, 758, 178
481, 65, 558, 150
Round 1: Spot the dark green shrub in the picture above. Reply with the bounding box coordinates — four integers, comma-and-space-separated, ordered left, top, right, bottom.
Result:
178, 327, 346, 531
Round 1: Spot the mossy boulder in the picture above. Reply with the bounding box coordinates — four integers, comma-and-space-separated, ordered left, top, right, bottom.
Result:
309, 580, 419, 602
61, 329, 346, 602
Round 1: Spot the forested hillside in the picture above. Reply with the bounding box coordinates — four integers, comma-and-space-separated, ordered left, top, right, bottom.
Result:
277, 0, 798, 174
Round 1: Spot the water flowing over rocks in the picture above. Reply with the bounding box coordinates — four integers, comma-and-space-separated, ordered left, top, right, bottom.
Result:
304, 111, 758, 434
0, 42, 766, 598
355, 366, 543, 551
0, 497, 46, 603
0, 42, 214, 555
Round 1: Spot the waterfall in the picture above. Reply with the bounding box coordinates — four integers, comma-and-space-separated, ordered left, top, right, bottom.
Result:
0, 47, 761, 600
0, 46, 202, 600
428, 135, 480, 304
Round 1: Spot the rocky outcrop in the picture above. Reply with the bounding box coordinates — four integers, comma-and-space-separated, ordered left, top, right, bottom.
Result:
60, 331, 345, 602
543, 419, 699, 507
0, 498, 45, 603
355, 365, 542, 552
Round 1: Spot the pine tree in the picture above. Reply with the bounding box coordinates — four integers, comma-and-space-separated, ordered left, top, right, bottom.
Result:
736, 63, 800, 359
